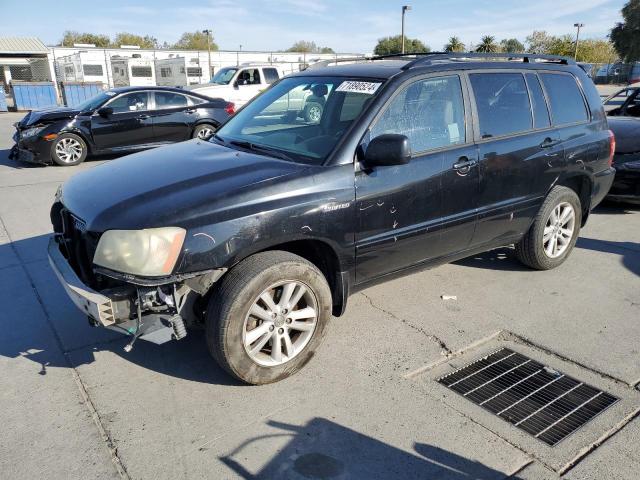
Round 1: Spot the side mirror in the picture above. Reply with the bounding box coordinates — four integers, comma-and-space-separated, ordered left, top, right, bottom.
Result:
233, 80, 239, 89
97, 107, 113, 117
363, 134, 412, 167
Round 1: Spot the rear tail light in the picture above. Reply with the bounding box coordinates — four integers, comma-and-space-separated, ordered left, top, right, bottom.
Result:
608, 129, 616, 166
225, 102, 236, 115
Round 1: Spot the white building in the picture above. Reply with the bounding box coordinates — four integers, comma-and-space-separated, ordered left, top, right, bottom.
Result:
110, 55, 156, 87
55, 50, 109, 84
155, 55, 203, 87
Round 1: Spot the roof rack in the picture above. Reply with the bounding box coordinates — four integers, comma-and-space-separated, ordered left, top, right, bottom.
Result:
303, 52, 575, 71
399, 52, 575, 69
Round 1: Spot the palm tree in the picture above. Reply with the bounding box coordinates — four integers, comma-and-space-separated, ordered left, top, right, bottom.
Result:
476, 35, 499, 53
444, 36, 465, 52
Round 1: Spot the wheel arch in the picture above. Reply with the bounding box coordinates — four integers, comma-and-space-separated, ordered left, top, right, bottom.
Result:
252, 239, 349, 317
555, 173, 593, 226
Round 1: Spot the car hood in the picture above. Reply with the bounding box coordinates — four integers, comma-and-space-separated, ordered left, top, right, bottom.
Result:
60, 140, 309, 231
19, 106, 80, 127
609, 117, 640, 154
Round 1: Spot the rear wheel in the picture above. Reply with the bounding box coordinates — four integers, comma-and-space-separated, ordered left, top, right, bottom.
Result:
206, 251, 332, 385
515, 186, 582, 270
51, 133, 87, 166
193, 123, 216, 140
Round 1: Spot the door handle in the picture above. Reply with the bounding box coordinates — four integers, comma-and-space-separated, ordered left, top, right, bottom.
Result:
453, 156, 478, 175
137, 114, 150, 120
185, 109, 196, 114
540, 137, 559, 148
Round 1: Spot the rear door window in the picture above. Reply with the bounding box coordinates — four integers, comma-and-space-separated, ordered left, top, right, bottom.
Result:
263, 68, 280, 84
469, 73, 532, 138
154, 91, 188, 109
539, 73, 588, 125
371, 75, 466, 152
525, 73, 551, 129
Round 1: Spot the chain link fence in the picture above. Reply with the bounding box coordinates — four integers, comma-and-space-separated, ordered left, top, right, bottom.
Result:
52, 48, 364, 90
582, 62, 640, 85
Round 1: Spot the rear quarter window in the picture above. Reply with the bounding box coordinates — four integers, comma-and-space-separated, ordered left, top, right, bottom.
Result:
539, 73, 589, 125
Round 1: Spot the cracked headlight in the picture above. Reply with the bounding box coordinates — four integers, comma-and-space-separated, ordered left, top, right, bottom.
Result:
21, 126, 47, 138
93, 227, 186, 277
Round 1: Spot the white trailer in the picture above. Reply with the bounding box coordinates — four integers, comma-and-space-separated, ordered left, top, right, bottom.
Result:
110, 56, 156, 87
155, 56, 203, 87
56, 51, 109, 84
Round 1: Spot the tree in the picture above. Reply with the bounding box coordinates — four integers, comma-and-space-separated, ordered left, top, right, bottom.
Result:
112, 33, 158, 49
173, 31, 218, 51
500, 38, 525, 53
575, 39, 618, 63
444, 36, 465, 52
476, 35, 498, 53
373, 35, 430, 55
526, 30, 555, 54
59, 31, 110, 48
285, 41, 334, 53
611, 0, 640, 61
546, 34, 575, 57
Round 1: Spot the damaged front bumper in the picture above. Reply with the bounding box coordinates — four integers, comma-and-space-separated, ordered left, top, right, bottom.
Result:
47, 235, 225, 348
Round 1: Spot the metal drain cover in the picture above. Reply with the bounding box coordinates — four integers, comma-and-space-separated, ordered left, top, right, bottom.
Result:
437, 348, 618, 446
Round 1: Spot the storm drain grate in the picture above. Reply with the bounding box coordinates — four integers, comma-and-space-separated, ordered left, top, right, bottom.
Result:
437, 348, 618, 446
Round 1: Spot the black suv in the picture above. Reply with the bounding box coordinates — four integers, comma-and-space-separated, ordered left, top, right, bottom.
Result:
48, 53, 615, 384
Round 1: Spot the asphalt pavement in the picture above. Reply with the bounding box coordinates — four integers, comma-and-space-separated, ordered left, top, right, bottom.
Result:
0, 111, 639, 479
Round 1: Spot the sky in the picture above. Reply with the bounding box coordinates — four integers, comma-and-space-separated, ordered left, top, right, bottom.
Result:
0, 0, 628, 53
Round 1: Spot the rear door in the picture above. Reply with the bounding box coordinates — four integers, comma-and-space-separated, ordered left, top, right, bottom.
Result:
91, 91, 154, 150
150, 90, 193, 143
355, 74, 478, 282
468, 71, 563, 247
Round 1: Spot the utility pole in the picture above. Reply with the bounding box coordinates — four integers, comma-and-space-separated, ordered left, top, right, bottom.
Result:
202, 29, 212, 80
401, 5, 412, 54
573, 23, 584, 60
237, 44, 242, 67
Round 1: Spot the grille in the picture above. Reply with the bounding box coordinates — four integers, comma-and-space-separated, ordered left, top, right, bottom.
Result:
437, 348, 618, 446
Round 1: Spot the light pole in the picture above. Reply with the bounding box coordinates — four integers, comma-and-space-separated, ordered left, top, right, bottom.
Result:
237, 44, 242, 67
401, 5, 412, 54
573, 23, 584, 60
202, 29, 212, 80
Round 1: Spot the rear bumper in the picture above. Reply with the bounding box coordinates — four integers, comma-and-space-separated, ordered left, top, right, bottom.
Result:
607, 163, 640, 202
591, 167, 616, 209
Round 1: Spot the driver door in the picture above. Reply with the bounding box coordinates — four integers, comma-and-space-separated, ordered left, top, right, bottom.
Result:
355, 74, 479, 283
91, 91, 155, 151
231, 68, 264, 106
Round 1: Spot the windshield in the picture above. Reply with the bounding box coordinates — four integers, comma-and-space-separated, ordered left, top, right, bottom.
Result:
215, 76, 385, 165
210, 67, 238, 85
76, 91, 115, 112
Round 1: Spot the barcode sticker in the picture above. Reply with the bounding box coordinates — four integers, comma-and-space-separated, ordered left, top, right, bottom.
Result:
335, 81, 382, 95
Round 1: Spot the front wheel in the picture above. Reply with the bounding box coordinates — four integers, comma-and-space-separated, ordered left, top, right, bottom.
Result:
206, 251, 332, 385
515, 186, 582, 270
303, 102, 323, 123
51, 133, 87, 166
193, 123, 216, 140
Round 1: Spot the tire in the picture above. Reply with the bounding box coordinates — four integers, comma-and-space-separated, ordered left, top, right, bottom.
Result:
206, 251, 332, 385
193, 123, 216, 140
303, 102, 323, 123
515, 186, 582, 270
51, 133, 87, 166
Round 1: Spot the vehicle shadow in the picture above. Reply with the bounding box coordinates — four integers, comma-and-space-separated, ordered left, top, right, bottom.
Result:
0, 147, 125, 169
0, 234, 242, 386
576, 237, 640, 277
453, 246, 531, 272
593, 202, 640, 214
218, 418, 524, 479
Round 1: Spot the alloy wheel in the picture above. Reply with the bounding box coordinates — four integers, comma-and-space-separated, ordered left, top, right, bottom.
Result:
55, 137, 83, 164
242, 280, 318, 367
196, 127, 214, 139
542, 202, 575, 258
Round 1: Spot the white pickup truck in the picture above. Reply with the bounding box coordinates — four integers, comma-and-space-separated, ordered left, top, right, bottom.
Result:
190, 64, 326, 122
190, 65, 286, 108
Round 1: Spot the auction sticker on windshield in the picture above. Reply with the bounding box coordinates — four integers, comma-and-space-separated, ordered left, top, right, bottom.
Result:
336, 81, 382, 95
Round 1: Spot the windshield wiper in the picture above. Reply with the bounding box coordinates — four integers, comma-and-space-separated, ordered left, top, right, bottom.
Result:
228, 140, 294, 161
